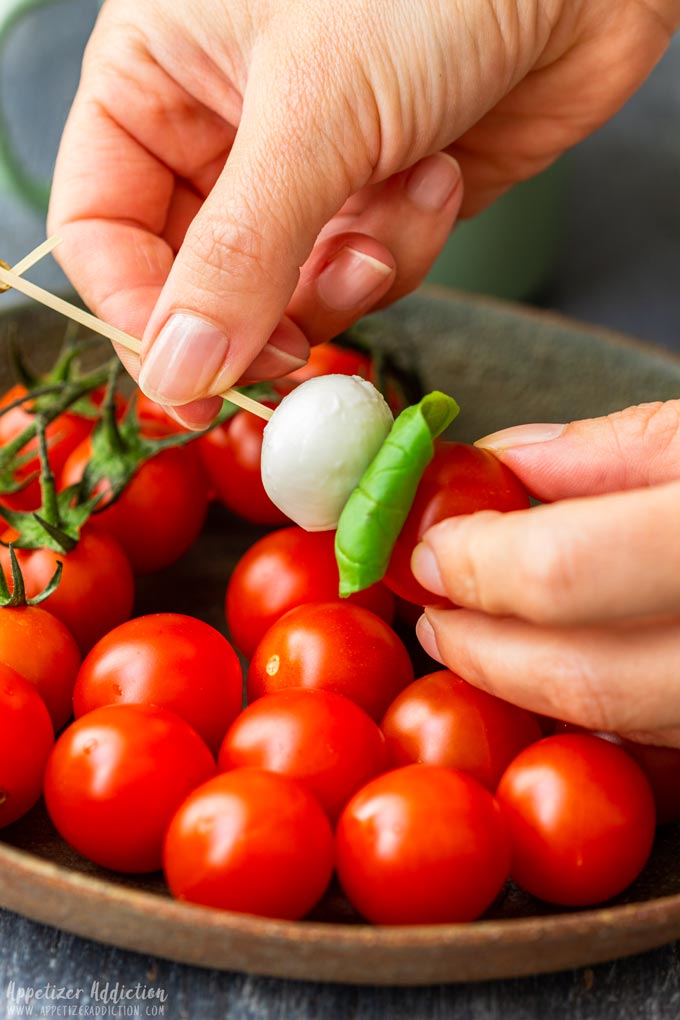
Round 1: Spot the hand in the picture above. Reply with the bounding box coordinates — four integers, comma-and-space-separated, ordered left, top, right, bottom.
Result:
48, 0, 678, 427
413, 401, 680, 748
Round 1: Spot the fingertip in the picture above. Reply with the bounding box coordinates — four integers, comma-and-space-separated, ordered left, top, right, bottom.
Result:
165, 396, 224, 431
411, 542, 447, 597
416, 613, 444, 663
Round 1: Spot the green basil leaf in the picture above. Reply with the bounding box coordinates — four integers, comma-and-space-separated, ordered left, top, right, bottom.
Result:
335, 390, 459, 596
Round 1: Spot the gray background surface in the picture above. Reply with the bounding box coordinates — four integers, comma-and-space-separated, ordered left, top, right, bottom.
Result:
0, 3, 679, 1018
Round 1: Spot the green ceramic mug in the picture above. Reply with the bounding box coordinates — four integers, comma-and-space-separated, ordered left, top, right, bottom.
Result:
0, 0, 59, 212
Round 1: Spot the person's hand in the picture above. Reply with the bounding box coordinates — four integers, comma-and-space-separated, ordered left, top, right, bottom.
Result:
413, 401, 680, 748
48, 0, 679, 427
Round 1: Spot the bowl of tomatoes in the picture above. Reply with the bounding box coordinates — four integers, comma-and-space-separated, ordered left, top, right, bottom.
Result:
2, 287, 680, 985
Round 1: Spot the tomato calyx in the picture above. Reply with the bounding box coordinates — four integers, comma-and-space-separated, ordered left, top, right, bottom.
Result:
0, 543, 62, 607
1, 416, 102, 553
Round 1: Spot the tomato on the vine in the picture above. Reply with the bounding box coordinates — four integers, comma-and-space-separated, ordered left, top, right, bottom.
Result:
385, 442, 530, 605
0, 663, 54, 828
0, 603, 80, 731
61, 422, 209, 574
44, 704, 216, 873
74, 613, 243, 754
336, 764, 511, 924
226, 526, 394, 657
218, 688, 387, 820
247, 602, 414, 721
381, 670, 542, 789
163, 768, 334, 919
196, 406, 288, 525
496, 734, 656, 906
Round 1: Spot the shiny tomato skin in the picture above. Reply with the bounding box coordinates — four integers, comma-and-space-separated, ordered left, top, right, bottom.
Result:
163, 768, 334, 919
218, 688, 387, 820
44, 704, 216, 873
74, 614, 243, 755
3, 526, 135, 654
0, 664, 54, 828
496, 734, 656, 906
196, 407, 288, 525
61, 429, 209, 575
385, 442, 531, 605
0, 385, 92, 511
247, 602, 414, 721
226, 526, 395, 658
274, 342, 371, 394
336, 764, 511, 924
0, 604, 80, 731
381, 670, 542, 790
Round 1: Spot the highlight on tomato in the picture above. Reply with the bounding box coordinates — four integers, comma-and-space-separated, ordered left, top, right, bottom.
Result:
0, 663, 54, 828
247, 601, 415, 721
44, 704, 216, 873
218, 688, 387, 820
336, 764, 511, 924
163, 768, 334, 919
496, 734, 656, 906
226, 526, 394, 658
74, 613, 243, 755
381, 669, 542, 790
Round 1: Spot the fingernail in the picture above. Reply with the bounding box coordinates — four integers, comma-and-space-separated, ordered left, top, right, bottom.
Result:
317, 247, 393, 311
406, 153, 462, 212
241, 338, 309, 382
165, 396, 224, 432
411, 542, 447, 597
139, 313, 229, 404
475, 423, 566, 452
416, 614, 444, 663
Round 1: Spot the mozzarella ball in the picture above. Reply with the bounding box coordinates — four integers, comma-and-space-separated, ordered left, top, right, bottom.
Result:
261, 374, 394, 531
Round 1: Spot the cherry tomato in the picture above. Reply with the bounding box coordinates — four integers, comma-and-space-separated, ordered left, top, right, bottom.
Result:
219, 688, 387, 820
196, 406, 288, 525
381, 669, 542, 790
247, 602, 414, 721
0, 385, 93, 511
336, 764, 510, 924
134, 390, 187, 434
553, 721, 680, 826
274, 342, 371, 395
163, 768, 334, 919
226, 526, 394, 657
74, 613, 243, 755
61, 425, 209, 574
0, 604, 80, 731
0, 664, 54, 828
44, 704, 216, 873
385, 442, 530, 605
496, 734, 656, 906
3, 525, 135, 653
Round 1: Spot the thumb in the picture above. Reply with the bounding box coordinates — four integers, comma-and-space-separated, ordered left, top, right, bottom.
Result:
475, 401, 680, 501
138, 49, 370, 405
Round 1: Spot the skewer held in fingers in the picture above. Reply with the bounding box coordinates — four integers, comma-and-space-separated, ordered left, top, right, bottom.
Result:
0, 249, 274, 421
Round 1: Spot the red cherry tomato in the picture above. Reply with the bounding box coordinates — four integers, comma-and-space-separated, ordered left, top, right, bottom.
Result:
0, 385, 93, 511
274, 342, 371, 394
163, 768, 334, 919
3, 526, 135, 654
218, 688, 387, 820
336, 764, 510, 924
381, 669, 542, 790
0, 604, 80, 731
0, 664, 54, 828
247, 602, 414, 721
496, 734, 656, 906
196, 406, 288, 525
385, 442, 530, 605
61, 426, 209, 574
74, 614, 243, 755
553, 721, 680, 826
226, 526, 394, 657
44, 704, 215, 873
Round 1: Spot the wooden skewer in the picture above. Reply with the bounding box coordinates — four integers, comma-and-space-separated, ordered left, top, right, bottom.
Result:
0, 251, 274, 422
12, 236, 63, 277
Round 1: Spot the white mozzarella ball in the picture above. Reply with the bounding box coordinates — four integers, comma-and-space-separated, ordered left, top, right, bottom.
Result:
261, 374, 394, 531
